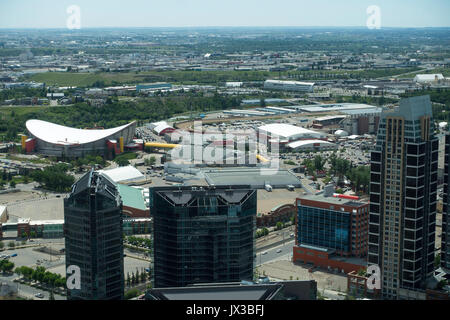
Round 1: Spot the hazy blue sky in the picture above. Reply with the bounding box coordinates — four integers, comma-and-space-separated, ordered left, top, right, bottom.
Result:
1, 0, 449, 29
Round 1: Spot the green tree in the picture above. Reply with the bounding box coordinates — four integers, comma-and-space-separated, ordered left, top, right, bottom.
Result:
9, 180, 16, 188
313, 155, 326, 171
0, 241, 4, 250
135, 269, 140, 284
124, 288, 140, 300
8, 241, 15, 248
126, 273, 131, 287
435, 253, 441, 268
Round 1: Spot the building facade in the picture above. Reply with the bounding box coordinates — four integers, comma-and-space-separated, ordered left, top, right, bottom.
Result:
293, 189, 369, 273
64, 170, 124, 300
150, 185, 256, 288
442, 133, 450, 272
368, 95, 439, 299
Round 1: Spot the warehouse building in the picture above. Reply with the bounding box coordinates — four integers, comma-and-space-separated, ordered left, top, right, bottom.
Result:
258, 123, 325, 143
98, 166, 146, 185
264, 80, 315, 92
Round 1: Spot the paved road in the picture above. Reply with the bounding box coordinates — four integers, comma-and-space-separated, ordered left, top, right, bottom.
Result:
255, 240, 295, 267
0, 273, 65, 300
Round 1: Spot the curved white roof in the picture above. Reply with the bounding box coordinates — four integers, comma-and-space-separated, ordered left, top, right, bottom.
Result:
98, 166, 144, 183
259, 123, 324, 140
26, 119, 135, 145
334, 130, 349, 137
287, 140, 336, 149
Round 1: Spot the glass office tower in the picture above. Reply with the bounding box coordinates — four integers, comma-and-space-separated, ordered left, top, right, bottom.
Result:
150, 185, 256, 288
368, 95, 439, 299
64, 170, 124, 300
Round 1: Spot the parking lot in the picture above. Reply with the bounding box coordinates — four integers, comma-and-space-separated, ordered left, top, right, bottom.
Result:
259, 259, 349, 293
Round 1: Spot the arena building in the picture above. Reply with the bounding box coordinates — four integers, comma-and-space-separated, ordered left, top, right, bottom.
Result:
24, 119, 137, 158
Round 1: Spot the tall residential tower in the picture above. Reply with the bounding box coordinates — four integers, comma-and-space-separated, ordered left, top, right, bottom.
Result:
368, 95, 439, 299
442, 133, 450, 272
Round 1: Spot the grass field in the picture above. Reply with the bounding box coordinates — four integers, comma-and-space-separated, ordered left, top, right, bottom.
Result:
25, 67, 423, 87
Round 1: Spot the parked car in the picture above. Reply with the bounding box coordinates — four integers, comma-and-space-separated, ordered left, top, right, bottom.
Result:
34, 293, 44, 298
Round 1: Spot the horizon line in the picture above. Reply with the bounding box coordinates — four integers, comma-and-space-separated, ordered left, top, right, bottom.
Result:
1, 25, 450, 30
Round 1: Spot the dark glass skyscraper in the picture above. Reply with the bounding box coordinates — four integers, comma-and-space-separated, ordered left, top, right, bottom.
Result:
368, 95, 439, 299
64, 170, 124, 300
150, 185, 256, 288
442, 133, 450, 272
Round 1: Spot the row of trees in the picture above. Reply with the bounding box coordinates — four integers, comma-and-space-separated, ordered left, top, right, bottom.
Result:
302, 153, 370, 194
126, 236, 151, 248
31, 164, 75, 192
255, 228, 269, 239
126, 269, 149, 287
0, 241, 16, 249
15, 266, 66, 288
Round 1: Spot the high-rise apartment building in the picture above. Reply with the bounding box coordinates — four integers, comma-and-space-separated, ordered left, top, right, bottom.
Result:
64, 170, 124, 300
442, 133, 450, 272
150, 185, 256, 288
368, 95, 439, 299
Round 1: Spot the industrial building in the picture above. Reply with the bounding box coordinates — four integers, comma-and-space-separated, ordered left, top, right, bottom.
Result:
24, 119, 136, 158
264, 80, 314, 92
293, 186, 369, 274
150, 185, 256, 288
136, 83, 172, 92
413, 74, 445, 83
202, 167, 302, 189
98, 165, 146, 185
368, 95, 439, 299
258, 123, 325, 143
297, 103, 379, 114
223, 109, 276, 117
64, 170, 124, 300
340, 109, 382, 135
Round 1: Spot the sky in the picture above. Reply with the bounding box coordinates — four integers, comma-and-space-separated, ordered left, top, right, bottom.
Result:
0, 0, 449, 29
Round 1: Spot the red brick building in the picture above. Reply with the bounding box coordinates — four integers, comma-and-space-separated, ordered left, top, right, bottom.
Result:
256, 204, 295, 228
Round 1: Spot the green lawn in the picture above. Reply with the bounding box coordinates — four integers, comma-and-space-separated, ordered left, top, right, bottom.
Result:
25, 67, 423, 87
